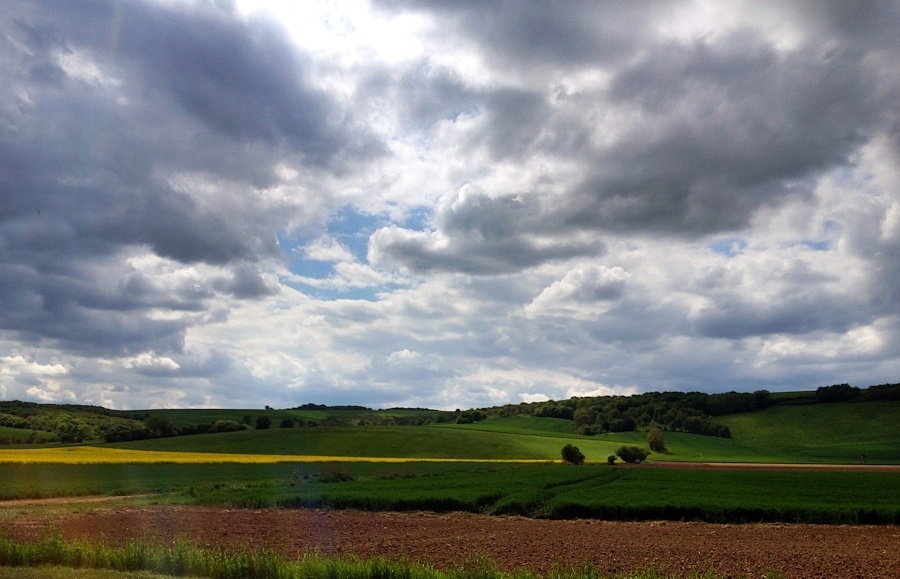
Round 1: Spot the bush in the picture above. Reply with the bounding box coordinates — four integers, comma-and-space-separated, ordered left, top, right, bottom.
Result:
561, 444, 585, 465
211, 420, 242, 433
607, 455, 617, 465
815, 383, 862, 403
319, 464, 354, 483
647, 427, 666, 452
616, 445, 650, 463
255, 415, 271, 429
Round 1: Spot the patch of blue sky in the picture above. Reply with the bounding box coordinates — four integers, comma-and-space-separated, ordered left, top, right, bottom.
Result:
708, 237, 747, 257
326, 205, 390, 262
276, 205, 423, 301
276, 231, 332, 279
279, 275, 401, 302
401, 205, 433, 231
797, 239, 830, 251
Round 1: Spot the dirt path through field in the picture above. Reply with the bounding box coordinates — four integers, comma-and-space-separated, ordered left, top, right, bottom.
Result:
4, 505, 899, 578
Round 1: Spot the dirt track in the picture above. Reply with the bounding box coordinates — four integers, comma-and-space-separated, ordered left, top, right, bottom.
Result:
4, 505, 899, 578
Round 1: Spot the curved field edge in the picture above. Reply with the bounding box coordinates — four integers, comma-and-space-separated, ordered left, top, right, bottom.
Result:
0, 535, 756, 579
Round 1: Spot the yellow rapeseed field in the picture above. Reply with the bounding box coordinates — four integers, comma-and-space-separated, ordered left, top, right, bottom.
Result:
0, 447, 551, 464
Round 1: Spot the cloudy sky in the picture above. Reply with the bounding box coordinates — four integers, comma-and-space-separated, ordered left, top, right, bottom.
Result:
1, 1, 898, 410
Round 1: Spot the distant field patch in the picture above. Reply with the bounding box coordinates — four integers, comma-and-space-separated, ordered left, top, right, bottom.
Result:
0, 447, 551, 464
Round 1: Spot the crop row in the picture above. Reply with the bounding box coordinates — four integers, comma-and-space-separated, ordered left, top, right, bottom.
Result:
1, 462, 897, 525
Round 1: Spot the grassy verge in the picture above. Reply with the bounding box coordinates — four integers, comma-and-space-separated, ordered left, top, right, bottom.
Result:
0, 568, 186, 578
0, 535, 775, 579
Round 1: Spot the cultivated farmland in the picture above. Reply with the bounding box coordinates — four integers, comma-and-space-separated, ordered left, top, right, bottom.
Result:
1, 391, 899, 577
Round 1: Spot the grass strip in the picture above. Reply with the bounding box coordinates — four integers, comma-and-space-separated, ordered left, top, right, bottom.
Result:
0, 534, 777, 579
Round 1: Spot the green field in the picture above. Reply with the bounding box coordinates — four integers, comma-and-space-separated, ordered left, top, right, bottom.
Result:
0, 461, 896, 525
109, 423, 623, 461
1, 397, 898, 527
0, 426, 54, 444
723, 400, 900, 463
110, 401, 900, 465
141, 407, 448, 429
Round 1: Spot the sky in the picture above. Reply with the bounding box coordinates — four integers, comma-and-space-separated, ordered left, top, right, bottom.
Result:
1, 1, 899, 410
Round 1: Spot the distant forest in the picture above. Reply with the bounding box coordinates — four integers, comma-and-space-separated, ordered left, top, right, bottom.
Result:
0, 383, 897, 445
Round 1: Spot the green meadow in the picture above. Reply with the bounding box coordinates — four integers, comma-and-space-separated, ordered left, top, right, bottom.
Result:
723, 400, 900, 463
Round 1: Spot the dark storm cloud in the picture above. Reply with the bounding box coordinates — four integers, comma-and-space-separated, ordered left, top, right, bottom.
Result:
568, 32, 886, 236
0, 0, 375, 357
373, 0, 673, 68
370, 193, 605, 275
369, 2, 898, 275
691, 294, 863, 340
10, 0, 381, 168
0, 261, 189, 356
364, 60, 548, 159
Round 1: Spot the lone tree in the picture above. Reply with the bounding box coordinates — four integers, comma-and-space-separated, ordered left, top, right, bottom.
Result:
647, 427, 666, 452
561, 443, 585, 465
616, 445, 650, 464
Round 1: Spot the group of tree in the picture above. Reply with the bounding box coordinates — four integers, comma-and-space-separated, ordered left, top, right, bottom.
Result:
498, 391, 749, 438
484, 383, 899, 440
561, 443, 652, 465
0, 401, 152, 444
2, 382, 895, 445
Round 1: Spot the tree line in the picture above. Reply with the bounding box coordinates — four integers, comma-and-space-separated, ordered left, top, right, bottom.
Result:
0, 383, 896, 444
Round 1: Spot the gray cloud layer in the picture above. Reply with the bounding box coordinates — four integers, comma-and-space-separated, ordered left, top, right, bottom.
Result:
1, 0, 898, 409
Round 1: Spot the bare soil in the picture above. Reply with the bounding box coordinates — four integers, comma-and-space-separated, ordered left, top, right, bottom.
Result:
3, 505, 899, 578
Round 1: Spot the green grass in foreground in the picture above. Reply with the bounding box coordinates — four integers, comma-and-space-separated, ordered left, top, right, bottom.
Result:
0, 535, 775, 579
2, 462, 896, 524
0, 568, 185, 578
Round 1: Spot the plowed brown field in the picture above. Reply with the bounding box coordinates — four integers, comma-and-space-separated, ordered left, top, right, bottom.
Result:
4, 505, 899, 578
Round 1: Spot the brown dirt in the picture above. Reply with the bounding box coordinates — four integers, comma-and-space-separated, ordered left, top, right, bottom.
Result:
3, 505, 899, 578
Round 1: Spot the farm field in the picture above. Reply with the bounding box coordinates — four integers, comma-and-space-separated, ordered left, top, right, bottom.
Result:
89, 400, 900, 464
3, 506, 899, 578
1, 396, 898, 577
0, 460, 897, 525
